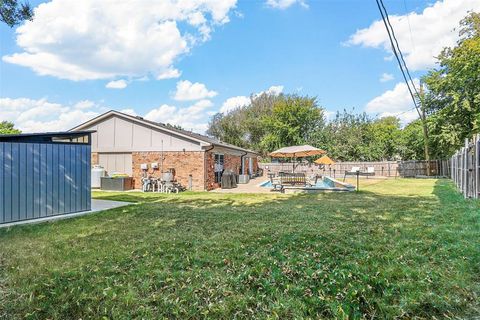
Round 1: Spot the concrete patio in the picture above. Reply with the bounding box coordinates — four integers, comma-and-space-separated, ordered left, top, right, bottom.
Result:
211, 176, 272, 193
0, 199, 132, 228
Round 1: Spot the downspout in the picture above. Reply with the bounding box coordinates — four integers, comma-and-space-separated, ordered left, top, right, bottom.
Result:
204, 144, 215, 191
240, 151, 248, 175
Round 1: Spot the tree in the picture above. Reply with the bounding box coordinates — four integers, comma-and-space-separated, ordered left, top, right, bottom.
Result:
398, 120, 425, 160
0, 0, 33, 27
422, 12, 480, 157
0, 121, 21, 134
260, 95, 324, 152
368, 116, 402, 160
321, 110, 374, 161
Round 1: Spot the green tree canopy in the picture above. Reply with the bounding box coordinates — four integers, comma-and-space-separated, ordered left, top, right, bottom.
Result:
260, 95, 324, 152
422, 12, 480, 157
0, 0, 33, 27
0, 121, 21, 134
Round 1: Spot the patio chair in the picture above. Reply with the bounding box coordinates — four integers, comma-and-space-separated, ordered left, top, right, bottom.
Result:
269, 173, 283, 191
343, 167, 361, 182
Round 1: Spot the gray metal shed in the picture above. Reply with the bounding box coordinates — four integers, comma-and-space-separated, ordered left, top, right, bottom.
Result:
0, 131, 92, 224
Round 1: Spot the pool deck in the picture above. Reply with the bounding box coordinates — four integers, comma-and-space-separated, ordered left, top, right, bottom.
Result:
211, 175, 388, 194
211, 176, 275, 194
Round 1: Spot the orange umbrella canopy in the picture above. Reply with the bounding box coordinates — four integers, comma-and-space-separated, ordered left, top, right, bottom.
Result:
269, 145, 326, 158
314, 155, 335, 165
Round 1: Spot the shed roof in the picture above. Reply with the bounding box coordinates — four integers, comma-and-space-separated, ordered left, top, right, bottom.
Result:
70, 110, 257, 154
0, 131, 93, 144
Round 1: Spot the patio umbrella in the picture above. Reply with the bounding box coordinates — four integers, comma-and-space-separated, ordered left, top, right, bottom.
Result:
269, 145, 326, 172
314, 155, 335, 165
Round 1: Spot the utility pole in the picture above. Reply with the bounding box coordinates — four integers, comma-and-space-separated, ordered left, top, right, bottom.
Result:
419, 83, 431, 176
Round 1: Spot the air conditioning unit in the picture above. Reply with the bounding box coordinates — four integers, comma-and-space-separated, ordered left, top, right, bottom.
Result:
238, 174, 250, 184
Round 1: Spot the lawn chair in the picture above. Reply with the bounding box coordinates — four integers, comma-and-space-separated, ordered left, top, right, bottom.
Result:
343, 167, 361, 182
307, 174, 320, 186
365, 167, 375, 179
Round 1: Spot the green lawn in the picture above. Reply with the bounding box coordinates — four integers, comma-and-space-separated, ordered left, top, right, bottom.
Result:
1, 179, 479, 319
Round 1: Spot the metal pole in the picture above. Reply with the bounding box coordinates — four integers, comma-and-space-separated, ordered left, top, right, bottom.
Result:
356, 171, 359, 192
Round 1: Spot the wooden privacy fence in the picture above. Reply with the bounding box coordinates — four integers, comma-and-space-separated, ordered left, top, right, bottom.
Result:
259, 160, 450, 179
451, 135, 480, 199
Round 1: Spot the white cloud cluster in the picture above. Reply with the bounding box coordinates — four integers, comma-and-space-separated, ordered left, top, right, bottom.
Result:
106, 79, 128, 89
0, 98, 102, 132
220, 85, 284, 114
3, 0, 237, 81
380, 73, 394, 83
145, 99, 214, 132
365, 80, 420, 124
266, 0, 308, 9
173, 80, 218, 101
347, 0, 480, 71
220, 96, 251, 113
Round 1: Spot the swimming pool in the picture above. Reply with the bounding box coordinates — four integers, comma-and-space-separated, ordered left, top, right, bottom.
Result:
258, 176, 355, 192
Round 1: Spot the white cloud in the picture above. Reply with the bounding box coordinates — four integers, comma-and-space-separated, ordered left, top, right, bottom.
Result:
3, 0, 237, 81
144, 99, 214, 133
156, 68, 181, 80
266, 0, 308, 9
106, 79, 128, 89
253, 85, 284, 98
173, 80, 218, 101
365, 80, 420, 124
220, 84, 284, 114
74, 100, 95, 110
380, 73, 394, 83
347, 0, 480, 70
220, 96, 251, 113
0, 97, 101, 132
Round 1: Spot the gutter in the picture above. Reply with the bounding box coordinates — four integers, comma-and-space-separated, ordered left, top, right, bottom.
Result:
240, 151, 248, 175
204, 144, 215, 191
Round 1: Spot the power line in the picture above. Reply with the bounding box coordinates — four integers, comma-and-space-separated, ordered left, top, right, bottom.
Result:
375, 0, 431, 170
374, 0, 421, 119
403, 0, 416, 52
379, 0, 420, 101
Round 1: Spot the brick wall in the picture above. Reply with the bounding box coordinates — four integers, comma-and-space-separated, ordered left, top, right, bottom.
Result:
132, 151, 205, 190
205, 152, 216, 190
225, 154, 242, 174
252, 157, 258, 174
205, 152, 243, 190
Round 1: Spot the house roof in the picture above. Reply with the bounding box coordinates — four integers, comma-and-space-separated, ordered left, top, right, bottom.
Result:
70, 110, 258, 154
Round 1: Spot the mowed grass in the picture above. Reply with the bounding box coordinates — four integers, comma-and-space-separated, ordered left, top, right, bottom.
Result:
0, 179, 479, 319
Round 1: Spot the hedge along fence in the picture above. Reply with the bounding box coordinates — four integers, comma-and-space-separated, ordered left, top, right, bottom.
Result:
451, 135, 480, 199
259, 160, 450, 179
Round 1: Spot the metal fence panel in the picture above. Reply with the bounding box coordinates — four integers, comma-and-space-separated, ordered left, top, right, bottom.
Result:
0, 142, 91, 224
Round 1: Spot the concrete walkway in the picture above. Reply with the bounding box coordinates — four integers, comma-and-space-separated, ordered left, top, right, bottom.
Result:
0, 199, 132, 228
211, 177, 273, 194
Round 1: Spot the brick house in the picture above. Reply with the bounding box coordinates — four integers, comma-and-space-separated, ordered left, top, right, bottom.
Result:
71, 110, 258, 190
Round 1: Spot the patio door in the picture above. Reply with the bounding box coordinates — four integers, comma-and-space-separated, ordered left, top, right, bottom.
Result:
214, 154, 224, 183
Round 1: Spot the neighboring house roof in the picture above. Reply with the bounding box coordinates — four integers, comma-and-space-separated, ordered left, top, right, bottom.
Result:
70, 110, 258, 155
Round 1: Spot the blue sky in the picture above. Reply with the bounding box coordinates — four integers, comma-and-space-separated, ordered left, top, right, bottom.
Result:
1, 0, 479, 132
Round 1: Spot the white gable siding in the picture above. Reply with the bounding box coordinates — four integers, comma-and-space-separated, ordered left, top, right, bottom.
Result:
85, 115, 203, 152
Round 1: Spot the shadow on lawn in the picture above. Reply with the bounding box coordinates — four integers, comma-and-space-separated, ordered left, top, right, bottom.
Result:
1, 180, 480, 319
